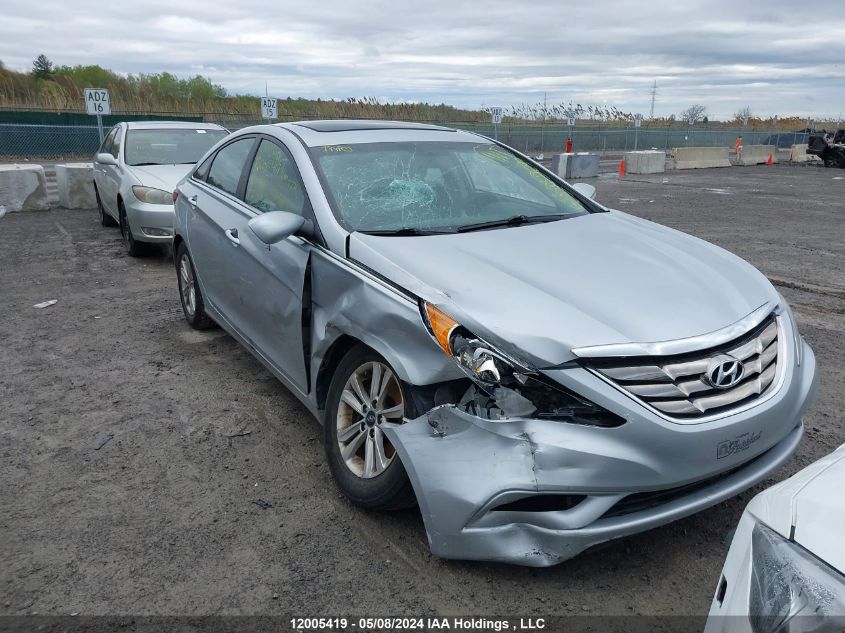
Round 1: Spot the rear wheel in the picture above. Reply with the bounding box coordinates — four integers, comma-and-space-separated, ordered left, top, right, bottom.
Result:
119, 202, 149, 257
95, 185, 117, 227
175, 242, 214, 330
324, 347, 415, 511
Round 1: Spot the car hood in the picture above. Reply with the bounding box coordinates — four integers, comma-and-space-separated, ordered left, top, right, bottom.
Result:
127, 164, 193, 192
349, 210, 778, 367
748, 444, 845, 573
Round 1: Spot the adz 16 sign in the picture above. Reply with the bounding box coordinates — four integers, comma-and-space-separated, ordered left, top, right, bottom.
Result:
85, 89, 110, 115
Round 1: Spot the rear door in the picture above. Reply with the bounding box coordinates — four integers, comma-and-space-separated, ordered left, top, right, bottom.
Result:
187, 135, 257, 325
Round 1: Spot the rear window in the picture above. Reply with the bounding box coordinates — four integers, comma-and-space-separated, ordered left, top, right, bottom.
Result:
124, 128, 228, 167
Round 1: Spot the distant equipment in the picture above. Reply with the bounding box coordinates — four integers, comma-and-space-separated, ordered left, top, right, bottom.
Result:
649, 80, 658, 119
261, 97, 278, 120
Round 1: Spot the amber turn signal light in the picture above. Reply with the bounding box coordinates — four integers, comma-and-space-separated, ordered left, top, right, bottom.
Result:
424, 302, 459, 355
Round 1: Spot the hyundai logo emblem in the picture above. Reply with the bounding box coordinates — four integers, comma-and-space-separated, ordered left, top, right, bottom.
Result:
705, 354, 745, 389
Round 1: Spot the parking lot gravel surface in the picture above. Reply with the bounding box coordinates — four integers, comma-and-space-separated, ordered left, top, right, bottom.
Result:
1, 163, 843, 619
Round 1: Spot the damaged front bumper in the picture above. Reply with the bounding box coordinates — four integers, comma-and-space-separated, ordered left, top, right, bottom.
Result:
382, 341, 816, 567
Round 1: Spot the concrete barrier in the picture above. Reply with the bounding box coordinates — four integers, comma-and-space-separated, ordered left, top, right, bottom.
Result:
669, 147, 731, 170
0, 164, 49, 212
56, 163, 96, 209
737, 145, 777, 166
623, 150, 666, 174
788, 144, 820, 163
550, 152, 600, 179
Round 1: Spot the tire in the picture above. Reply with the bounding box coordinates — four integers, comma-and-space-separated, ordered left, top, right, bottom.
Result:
324, 346, 416, 511
175, 242, 214, 330
119, 202, 150, 257
95, 185, 118, 227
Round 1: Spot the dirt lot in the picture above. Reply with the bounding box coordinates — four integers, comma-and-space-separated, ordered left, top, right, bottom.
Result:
1, 163, 843, 620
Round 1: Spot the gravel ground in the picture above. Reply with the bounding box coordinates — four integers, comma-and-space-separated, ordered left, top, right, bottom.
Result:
1, 163, 843, 621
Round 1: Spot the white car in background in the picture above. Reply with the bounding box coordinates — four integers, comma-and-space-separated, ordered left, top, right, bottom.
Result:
93, 121, 228, 256
706, 444, 845, 633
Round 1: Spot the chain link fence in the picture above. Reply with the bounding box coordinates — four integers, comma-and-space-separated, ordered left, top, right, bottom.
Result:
0, 117, 811, 162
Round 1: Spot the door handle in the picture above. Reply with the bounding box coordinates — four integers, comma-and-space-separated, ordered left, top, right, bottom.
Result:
225, 228, 240, 245
188, 195, 198, 208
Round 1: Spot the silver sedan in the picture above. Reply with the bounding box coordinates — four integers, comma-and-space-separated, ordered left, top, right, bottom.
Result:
172, 120, 817, 566
93, 121, 228, 256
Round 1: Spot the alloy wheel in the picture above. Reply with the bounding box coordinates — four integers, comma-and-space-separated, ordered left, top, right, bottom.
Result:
179, 255, 196, 318
335, 361, 404, 479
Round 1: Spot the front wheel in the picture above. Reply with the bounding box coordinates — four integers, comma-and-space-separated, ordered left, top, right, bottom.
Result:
95, 185, 117, 227
324, 347, 415, 511
119, 203, 150, 257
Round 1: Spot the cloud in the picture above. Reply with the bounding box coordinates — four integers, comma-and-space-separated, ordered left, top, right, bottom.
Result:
1, 0, 842, 119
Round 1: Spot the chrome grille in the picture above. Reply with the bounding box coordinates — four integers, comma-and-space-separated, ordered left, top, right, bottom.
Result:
588, 316, 781, 420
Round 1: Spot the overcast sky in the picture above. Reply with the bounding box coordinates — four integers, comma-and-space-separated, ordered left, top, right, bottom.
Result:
2, 0, 843, 120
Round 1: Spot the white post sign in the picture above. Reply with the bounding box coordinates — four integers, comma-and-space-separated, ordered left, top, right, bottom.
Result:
634, 113, 643, 149
261, 97, 278, 120
85, 88, 110, 143
490, 106, 503, 140
85, 89, 110, 115
567, 113, 576, 127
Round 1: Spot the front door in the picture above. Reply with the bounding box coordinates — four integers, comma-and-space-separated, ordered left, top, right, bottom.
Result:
94, 126, 119, 216
231, 138, 313, 391
189, 136, 312, 392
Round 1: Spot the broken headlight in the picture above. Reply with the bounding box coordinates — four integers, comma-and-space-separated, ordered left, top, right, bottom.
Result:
749, 522, 845, 633
423, 302, 624, 426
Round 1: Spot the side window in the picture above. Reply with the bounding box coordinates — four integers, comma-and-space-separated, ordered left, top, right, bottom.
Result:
244, 140, 306, 214
207, 138, 255, 196
110, 127, 122, 159
194, 154, 213, 182
100, 127, 117, 155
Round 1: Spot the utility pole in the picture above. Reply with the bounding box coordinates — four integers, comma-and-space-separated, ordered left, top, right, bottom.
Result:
649, 80, 658, 119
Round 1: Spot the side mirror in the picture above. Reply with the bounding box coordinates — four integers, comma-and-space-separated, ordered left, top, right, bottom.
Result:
248, 211, 306, 245
95, 153, 117, 166
572, 183, 597, 200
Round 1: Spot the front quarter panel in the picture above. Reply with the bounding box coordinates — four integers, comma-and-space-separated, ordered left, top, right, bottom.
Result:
309, 247, 461, 410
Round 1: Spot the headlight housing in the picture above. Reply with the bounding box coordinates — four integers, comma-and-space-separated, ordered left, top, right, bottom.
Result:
422, 302, 624, 427
132, 186, 173, 205
777, 295, 803, 367
749, 522, 845, 633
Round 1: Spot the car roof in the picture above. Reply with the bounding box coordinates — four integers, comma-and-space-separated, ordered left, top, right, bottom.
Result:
277, 119, 484, 147
123, 121, 227, 131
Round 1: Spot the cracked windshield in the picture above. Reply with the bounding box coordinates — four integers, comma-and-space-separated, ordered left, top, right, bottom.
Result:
314, 142, 589, 233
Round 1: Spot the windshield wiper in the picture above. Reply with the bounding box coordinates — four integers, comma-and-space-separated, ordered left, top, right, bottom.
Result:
358, 227, 454, 236
456, 214, 568, 233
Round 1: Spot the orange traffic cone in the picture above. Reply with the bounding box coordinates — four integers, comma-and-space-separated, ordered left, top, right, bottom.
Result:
766, 154, 773, 165
618, 159, 626, 176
